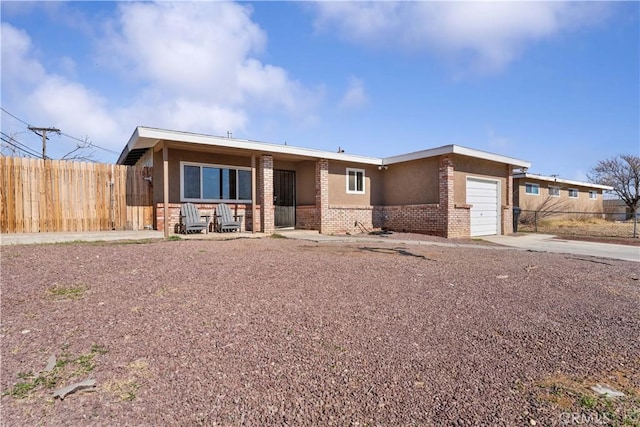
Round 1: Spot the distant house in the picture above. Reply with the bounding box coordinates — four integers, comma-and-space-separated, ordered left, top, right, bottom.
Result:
513, 173, 612, 214
603, 199, 636, 221
117, 126, 530, 238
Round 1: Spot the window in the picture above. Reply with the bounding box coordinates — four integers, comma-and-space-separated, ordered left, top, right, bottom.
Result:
525, 183, 539, 195
181, 162, 252, 202
346, 168, 365, 194
589, 190, 597, 200
568, 188, 578, 198
548, 186, 560, 197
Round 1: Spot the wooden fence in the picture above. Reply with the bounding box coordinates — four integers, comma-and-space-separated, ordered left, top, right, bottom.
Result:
0, 157, 153, 233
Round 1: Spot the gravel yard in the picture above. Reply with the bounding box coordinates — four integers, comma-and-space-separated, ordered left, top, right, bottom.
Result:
1, 237, 639, 426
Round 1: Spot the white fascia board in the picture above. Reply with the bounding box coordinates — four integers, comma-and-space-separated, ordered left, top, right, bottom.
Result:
134, 126, 381, 165
513, 173, 613, 190
383, 144, 531, 168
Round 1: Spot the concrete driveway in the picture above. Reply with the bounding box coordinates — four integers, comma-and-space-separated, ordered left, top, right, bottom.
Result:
481, 233, 640, 263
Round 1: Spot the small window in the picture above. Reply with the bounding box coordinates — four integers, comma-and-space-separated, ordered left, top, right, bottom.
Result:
548, 186, 560, 197
568, 188, 578, 198
588, 190, 597, 200
525, 183, 539, 195
346, 168, 365, 194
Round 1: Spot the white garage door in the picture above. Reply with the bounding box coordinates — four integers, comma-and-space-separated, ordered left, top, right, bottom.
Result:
466, 178, 499, 237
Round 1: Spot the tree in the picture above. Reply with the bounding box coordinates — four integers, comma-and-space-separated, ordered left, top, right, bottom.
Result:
588, 154, 640, 238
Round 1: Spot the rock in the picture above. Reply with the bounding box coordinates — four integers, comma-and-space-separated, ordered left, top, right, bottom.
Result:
53, 378, 97, 400
590, 384, 625, 398
44, 355, 56, 372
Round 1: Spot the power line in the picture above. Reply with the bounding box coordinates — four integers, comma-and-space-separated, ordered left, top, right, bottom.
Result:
1, 131, 47, 158
60, 132, 119, 154
1, 132, 43, 158
1, 107, 119, 156
0, 107, 31, 126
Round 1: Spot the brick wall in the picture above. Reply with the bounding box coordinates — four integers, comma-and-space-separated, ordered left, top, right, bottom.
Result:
313, 155, 475, 237
316, 159, 330, 234
156, 203, 250, 234
296, 205, 319, 230
260, 155, 274, 234
502, 165, 514, 235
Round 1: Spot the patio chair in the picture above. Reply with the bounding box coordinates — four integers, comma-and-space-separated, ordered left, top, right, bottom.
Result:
215, 203, 242, 232
180, 203, 209, 234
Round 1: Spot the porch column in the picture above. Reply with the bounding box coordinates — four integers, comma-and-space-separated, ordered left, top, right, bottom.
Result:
316, 159, 329, 234
502, 164, 514, 235
438, 155, 455, 238
162, 143, 169, 238
259, 154, 274, 234
251, 155, 257, 233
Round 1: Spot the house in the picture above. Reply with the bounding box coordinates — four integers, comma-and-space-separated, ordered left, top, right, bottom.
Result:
513, 173, 612, 215
603, 199, 637, 221
117, 126, 531, 238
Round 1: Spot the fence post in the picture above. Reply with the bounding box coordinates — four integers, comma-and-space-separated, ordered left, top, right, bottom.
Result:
534, 211, 538, 233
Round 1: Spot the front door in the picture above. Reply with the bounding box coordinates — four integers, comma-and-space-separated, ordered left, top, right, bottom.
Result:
274, 169, 296, 228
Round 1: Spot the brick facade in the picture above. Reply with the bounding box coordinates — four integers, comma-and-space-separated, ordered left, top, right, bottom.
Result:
156, 203, 250, 234
316, 159, 329, 234
313, 156, 476, 237
502, 164, 514, 235
259, 155, 274, 234
154, 153, 511, 238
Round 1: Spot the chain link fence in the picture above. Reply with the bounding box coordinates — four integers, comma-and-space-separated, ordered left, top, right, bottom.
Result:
514, 209, 638, 238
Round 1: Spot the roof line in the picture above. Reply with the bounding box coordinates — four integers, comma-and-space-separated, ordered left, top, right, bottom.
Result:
120, 126, 531, 167
383, 144, 531, 168
513, 172, 613, 190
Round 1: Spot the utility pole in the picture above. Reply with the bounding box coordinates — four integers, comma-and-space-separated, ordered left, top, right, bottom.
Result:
28, 126, 60, 159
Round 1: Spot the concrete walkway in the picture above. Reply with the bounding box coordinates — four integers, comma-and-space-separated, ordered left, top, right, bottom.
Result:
2, 229, 638, 263
481, 233, 640, 263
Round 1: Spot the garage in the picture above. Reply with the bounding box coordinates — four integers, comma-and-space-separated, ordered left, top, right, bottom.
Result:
466, 178, 500, 237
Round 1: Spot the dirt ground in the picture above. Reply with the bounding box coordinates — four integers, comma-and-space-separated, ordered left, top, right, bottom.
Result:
517, 219, 639, 245
1, 237, 639, 426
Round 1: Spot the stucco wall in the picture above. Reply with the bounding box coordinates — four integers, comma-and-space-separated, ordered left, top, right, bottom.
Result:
514, 179, 605, 213
452, 155, 508, 206
327, 161, 383, 206
382, 157, 439, 205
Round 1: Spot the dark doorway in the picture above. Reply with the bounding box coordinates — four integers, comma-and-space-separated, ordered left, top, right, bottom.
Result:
274, 169, 296, 228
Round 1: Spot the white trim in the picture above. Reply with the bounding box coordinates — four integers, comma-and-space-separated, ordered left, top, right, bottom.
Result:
120, 126, 531, 169
180, 161, 252, 203
513, 172, 613, 191
128, 126, 381, 165
588, 190, 598, 200
548, 185, 560, 197
383, 144, 531, 168
525, 182, 540, 196
346, 168, 365, 194
568, 188, 579, 199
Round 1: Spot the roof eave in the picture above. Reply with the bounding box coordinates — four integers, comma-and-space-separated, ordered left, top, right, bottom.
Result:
383, 144, 531, 168
512, 173, 614, 190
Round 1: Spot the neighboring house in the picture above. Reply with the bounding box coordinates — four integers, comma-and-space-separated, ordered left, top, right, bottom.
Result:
513, 173, 612, 214
117, 126, 530, 238
603, 199, 637, 221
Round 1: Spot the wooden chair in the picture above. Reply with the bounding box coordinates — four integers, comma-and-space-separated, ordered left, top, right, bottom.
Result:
215, 203, 242, 232
180, 203, 209, 234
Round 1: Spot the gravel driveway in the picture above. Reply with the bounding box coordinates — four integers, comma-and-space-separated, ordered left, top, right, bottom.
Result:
1, 237, 639, 426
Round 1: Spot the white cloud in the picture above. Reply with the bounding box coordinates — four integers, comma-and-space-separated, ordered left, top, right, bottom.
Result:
339, 77, 369, 110
1, 2, 322, 160
99, 1, 320, 120
1, 23, 122, 156
313, 1, 609, 74
25, 77, 120, 144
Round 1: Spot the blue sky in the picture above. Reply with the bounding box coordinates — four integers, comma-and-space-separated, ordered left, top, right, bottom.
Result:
1, 1, 638, 181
